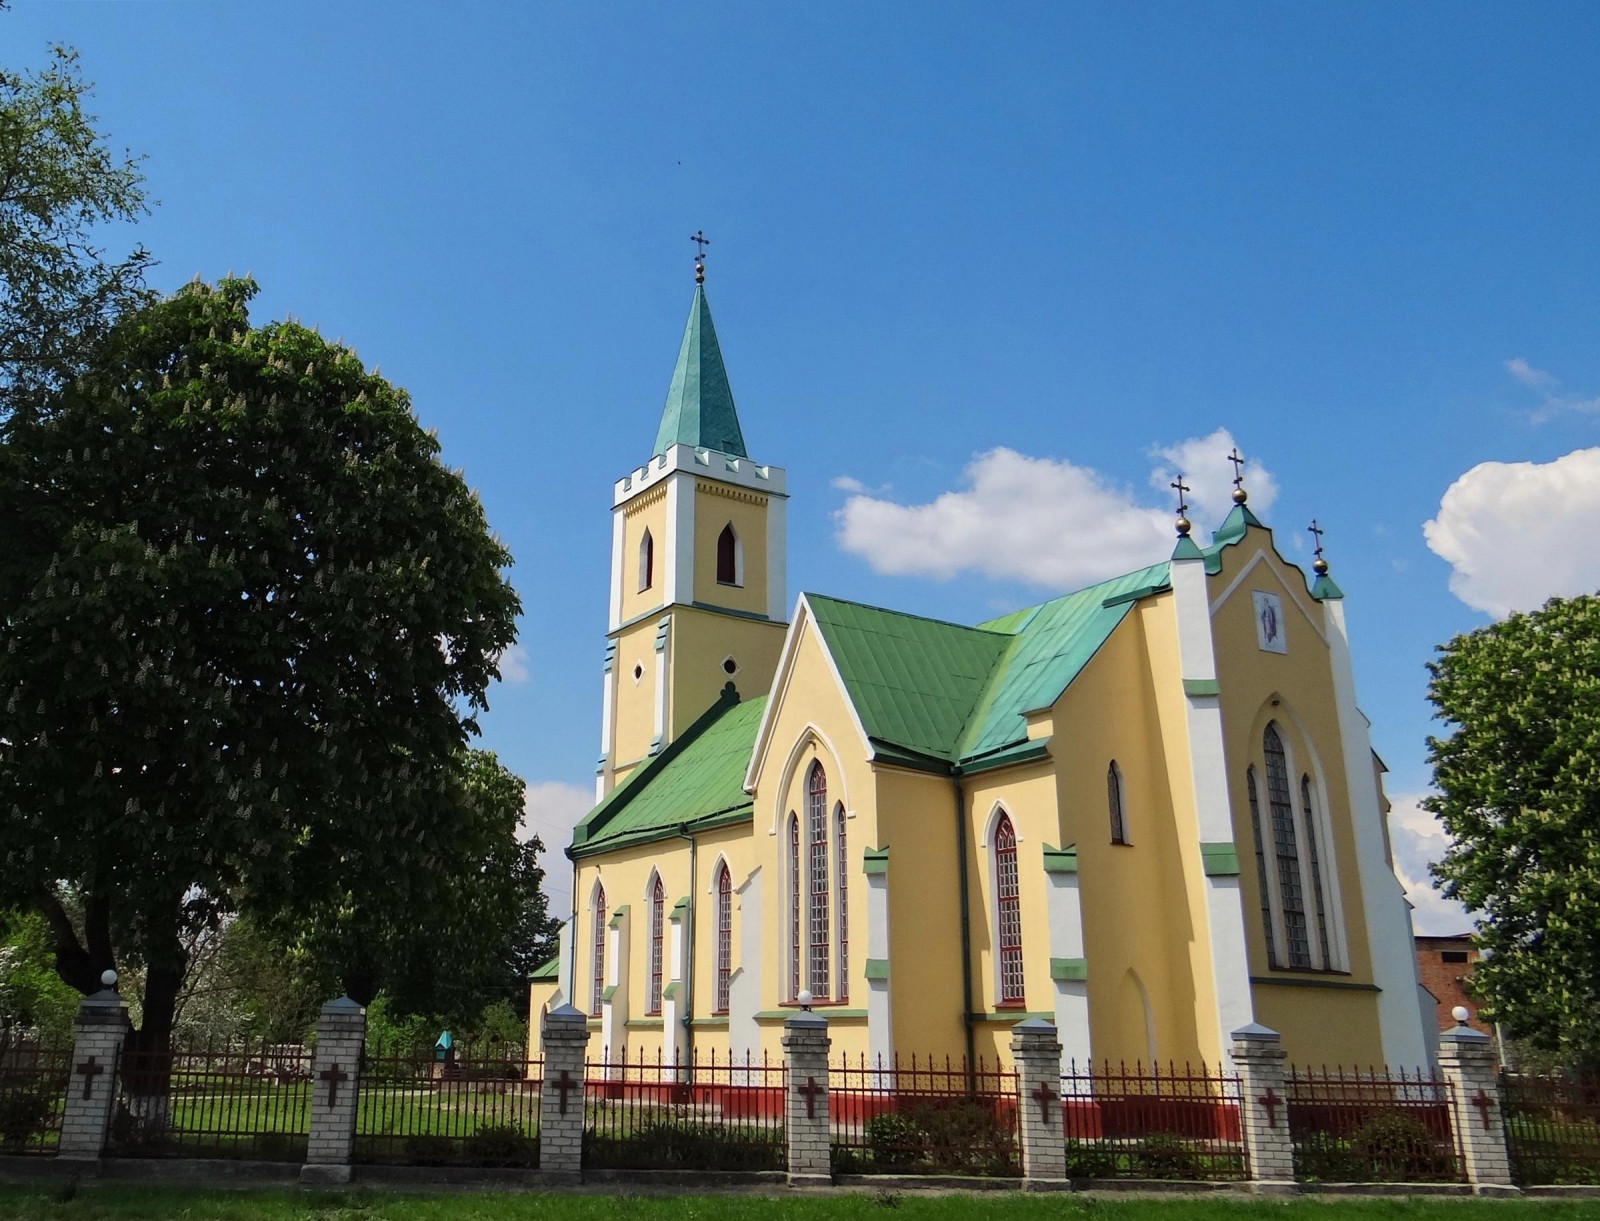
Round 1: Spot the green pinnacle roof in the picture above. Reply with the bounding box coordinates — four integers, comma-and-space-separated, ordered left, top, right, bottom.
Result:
652, 285, 748, 459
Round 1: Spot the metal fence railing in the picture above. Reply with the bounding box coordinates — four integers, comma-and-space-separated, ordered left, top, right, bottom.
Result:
1286, 1064, 1462, 1183
829, 1054, 1020, 1178
354, 1044, 541, 1166
1057, 1060, 1246, 1180
106, 1041, 312, 1160
0, 1040, 73, 1156
1500, 1072, 1600, 1186
583, 1047, 786, 1171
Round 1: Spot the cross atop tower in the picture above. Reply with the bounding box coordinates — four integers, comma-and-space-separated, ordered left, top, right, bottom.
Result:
1170, 475, 1192, 537
1309, 519, 1329, 576
1226, 446, 1248, 505
691, 230, 710, 284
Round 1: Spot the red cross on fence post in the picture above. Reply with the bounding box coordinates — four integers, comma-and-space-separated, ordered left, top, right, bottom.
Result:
1257, 1086, 1283, 1128
319, 1062, 348, 1109
796, 1075, 825, 1120
552, 1069, 579, 1116
75, 1056, 104, 1101
1031, 1080, 1059, 1125
1470, 1088, 1496, 1130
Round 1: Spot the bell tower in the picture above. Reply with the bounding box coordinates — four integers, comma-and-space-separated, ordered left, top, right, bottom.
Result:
595, 257, 788, 798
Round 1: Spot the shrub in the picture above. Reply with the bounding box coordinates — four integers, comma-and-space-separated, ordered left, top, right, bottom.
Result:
864, 1111, 926, 1171
1131, 1131, 1202, 1179
0, 1090, 51, 1147
1350, 1111, 1454, 1180
863, 1100, 1017, 1176
1061, 1139, 1118, 1180
463, 1123, 538, 1168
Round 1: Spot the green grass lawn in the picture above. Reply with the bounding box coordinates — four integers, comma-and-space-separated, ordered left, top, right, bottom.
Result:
1, 1186, 1599, 1221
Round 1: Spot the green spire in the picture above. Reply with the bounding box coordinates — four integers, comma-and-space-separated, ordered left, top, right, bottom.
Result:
652, 285, 747, 459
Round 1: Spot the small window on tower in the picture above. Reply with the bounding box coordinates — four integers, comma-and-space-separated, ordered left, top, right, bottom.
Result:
722, 657, 738, 675
717, 524, 741, 586
638, 529, 654, 592
1441, 951, 1469, 964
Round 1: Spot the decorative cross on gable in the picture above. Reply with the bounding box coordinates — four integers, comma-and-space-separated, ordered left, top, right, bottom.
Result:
795, 1075, 825, 1120
1170, 475, 1190, 516
76, 1055, 104, 1101
1031, 1080, 1059, 1125
552, 1069, 579, 1116
319, 1062, 349, 1109
1257, 1086, 1283, 1127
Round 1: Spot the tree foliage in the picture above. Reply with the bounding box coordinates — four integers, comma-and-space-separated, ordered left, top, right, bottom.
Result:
0, 41, 151, 412
0, 278, 522, 1058
1426, 593, 1600, 1063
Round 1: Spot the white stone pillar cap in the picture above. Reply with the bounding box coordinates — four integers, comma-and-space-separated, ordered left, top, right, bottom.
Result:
1230, 1022, 1280, 1042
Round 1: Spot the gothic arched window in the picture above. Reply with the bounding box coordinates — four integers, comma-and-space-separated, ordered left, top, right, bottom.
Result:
994, 813, 1024, 1004
715, 863, 733, 1015
807, 762, 830, 998
717, 523, 740, 586
646, 874, 665, 1015
1246, 767, 1278, 967
1108, 761, 1129, 844
835, 803, 848, 1002
1264, 723, 1311, 968
787, 812, 800, 1002
1301, 775, 1333, 968
591, 884, 607, 1017
638, 529, 654, 592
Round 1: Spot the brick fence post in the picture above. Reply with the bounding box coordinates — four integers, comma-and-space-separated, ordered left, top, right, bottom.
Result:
783, 1010, 831, 1187
1231, 1023, 1297, 1193
1009, 1018, 1068, 1189
58, 977, 129, 1164
538, 1003, 591, 1184
300, 996, 366, 1185
1437, 1009, 1518, 1195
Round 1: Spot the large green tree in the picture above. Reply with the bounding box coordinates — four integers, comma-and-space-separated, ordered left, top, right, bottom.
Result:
0, 279, 522, 1077
1, 39, 151, 413
1426, 593, 1600, 1064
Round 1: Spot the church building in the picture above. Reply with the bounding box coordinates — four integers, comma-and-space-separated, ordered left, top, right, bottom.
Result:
529, 263, 1431, 1073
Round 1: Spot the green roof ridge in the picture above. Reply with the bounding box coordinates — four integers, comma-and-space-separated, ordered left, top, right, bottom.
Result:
653, 284, 747, 459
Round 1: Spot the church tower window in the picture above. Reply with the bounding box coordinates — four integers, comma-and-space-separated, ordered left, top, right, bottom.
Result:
807, 762, 831, 998
788, 813, 801, 1002
647, 874, 665, 1015
591, 885, 607, 1017
1301, 775, 1333, 968
638, 529, 654, 592
995, 813, 1024, 1004
716, 524, 741, 586
714, 863, 732, 1015
1108, 761, 1129, 844
1246, 768, 1278, 967
835, 804, 848, 1002
1264, 723, 1312, 968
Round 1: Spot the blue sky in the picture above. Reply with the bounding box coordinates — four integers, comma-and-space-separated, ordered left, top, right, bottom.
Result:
11, 1, 1598, 927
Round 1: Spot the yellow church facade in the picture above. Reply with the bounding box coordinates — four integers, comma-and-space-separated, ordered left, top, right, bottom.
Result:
530, 274, 1430, 1075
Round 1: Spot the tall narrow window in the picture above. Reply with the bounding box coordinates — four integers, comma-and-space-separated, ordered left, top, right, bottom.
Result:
1301, 776, 1333, 968
1246, 768, 1278, 967
717, 524, 739, 585
1108, 761, 1128, 844
1264, 724, 1311, 968
591, 885, 607, 1017
807, 762, 830, 998
647, 874, 665, 1015
788, 813, 800, 1001
715, 863, 733, 1015
835, 804, 849, 1002
995, 814, 1024, 1004
638, 529, 654, 591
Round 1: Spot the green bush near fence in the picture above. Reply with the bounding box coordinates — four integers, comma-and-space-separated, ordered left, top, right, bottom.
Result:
1293, 1111, 1456, 1183
0, 1090, 53, 1149
583, 1121, 783, 1171
835, 1100, 1016, 1177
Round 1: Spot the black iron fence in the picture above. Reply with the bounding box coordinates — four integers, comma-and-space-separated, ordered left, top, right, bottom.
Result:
829, 1054, 1020, 1177
354, 1044, 541, 1166
1058, 1060, 1247, 1180
1501, 1072, 1600, 1186
583, 1047, 785, 1171
106, 1041, 312, 1161
0, 1041, 72, 1156
1286, 1065, 1462, 1183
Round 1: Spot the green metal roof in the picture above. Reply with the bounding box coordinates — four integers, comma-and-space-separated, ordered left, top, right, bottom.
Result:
652, 285, 747, 459
806, 595, 1010, 765
530, 956, 560, 982
570, 686, 764, 855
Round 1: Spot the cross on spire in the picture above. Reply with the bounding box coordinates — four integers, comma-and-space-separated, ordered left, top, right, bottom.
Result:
1171, 475, 1192, 537
691, 230, 710, 284
1226, 446, 1249, 505
1309, 519, 1329, 576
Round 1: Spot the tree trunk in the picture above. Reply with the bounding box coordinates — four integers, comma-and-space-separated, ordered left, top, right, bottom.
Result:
114, 901, 187, 1146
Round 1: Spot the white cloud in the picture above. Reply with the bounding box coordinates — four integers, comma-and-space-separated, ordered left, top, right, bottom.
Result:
495, 644, 531, 684
520, 780, 593, 916
1148, 428, 1278, 526
1423, 447, 1600, 616
833, 431, 1277, 591
1506, 357, 1555, 389
1387, 793, 1471, 936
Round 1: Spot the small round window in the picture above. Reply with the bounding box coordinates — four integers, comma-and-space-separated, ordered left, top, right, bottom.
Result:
632, 662, 644, 683
722, 657, 738, 675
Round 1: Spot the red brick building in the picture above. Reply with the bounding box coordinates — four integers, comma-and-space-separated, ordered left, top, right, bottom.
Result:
1415, 933, 1493, 1038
